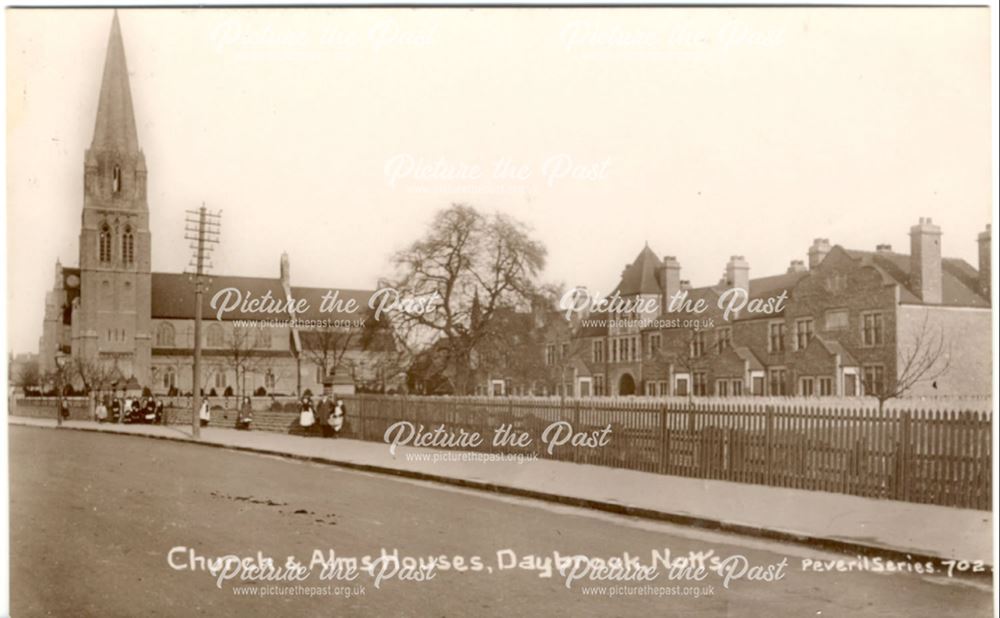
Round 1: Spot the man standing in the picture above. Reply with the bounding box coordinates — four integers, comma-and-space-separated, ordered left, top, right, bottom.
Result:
317, 396, 333, 438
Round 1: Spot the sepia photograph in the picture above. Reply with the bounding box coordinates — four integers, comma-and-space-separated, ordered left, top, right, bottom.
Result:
2, 4, 997, 617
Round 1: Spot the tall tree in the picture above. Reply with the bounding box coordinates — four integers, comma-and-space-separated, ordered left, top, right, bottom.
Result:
384, 204, 546, 394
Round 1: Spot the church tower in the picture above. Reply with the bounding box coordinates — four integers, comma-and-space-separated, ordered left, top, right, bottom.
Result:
76, 12, 152, 387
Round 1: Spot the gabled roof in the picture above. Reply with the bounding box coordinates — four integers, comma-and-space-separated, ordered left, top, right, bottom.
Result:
811, 336, 858, 366
844, 250, 988, 308
613, 245, 663, 296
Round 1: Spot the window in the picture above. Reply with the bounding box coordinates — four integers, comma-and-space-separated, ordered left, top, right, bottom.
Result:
731, 380, 743, 396
693, 371, 708, 397
818, 377, 833, 396
155, 322, 175, 347
544, 344, 556, 366
254, 329, 271, 348
657, 381, 669, 396
648, 333, 661, 358
752, 375, 765, 396
560, 342, 570, 359
206, 324, 224, 347
862, 365, 885, 397
716, 379, 729, 397
768, 367, 788, 396
264, 370, 276, 391
593, 374, 605, 396
99, 224, 112, 263
861, 312, 884, 347
794, 318, 814, 350
717, 327, 732, 353
112, 165, 122, 193
799, 376, 815, 396
122, 225, 135, 265
690, 331, 706, 358
316, 365, 327, 383
214, 370, 227, 389
592, 340, 605, 363
825, 309, 849, 330
768, 321, 785, 353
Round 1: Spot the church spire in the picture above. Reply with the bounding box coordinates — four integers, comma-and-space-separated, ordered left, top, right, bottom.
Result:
91, 11, 139, 154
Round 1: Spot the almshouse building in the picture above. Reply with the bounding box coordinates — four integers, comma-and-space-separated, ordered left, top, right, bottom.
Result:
516, 220, 991, 399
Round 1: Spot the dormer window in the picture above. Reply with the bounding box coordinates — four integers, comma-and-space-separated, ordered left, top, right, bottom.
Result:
99, 224, 112, 263
112, 165, 121, 193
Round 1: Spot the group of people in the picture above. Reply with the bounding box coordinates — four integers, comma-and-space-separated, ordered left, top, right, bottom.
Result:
196, 396, 254, 430
94, 395, 164, 425
298, 395, 346, 438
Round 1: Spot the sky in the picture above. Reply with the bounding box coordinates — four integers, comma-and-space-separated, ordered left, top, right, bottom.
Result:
5, 7, 993, 354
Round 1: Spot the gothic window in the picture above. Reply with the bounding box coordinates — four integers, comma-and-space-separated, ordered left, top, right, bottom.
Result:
113, 165, 121, 193
156, 323, 176, 347
99, 224, 112, 263
206, 324, 224, 347
122, 226, 135, 265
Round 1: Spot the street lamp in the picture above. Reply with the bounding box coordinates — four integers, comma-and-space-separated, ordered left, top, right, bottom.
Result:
54, 355, 67, 427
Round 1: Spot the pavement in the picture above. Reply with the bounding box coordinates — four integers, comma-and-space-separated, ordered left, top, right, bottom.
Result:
8, 415, 993, 567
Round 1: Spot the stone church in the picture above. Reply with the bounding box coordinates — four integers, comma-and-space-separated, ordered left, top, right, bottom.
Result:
38, 14, 392, 397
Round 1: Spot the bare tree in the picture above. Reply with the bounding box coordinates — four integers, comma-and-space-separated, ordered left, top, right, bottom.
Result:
219, 326, 271, 402
13, 358, 41, 389
872, 313, 952, 410
69, 356, 119, 395
300, 325, 358, 382
381, 204, 546, 394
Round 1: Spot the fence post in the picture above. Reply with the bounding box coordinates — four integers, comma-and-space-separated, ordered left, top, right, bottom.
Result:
765, 405, 774, 486
898, 410, 911, 502
659, 403, 669, 474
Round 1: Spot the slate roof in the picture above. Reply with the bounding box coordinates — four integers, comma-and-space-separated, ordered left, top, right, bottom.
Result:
844, 250, 988, 308
150, 272, 374, 322
613, 245, 663, 296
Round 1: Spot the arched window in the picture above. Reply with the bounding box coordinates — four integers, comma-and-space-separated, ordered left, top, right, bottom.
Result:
206, 324, 224, 347
122, 226, 135, 265
156, 322, 176, 347
112, 165, 121, 193
99, 224, 112, 263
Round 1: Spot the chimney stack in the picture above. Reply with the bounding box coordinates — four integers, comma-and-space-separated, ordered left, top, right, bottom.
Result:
909, 217, 942, 304
660, 256, 681, 314
808, 238, 831, 269
786, 259, 807, 274
725, 255, 750, 291
876, 243, 893, 254
978, 224, 991, 299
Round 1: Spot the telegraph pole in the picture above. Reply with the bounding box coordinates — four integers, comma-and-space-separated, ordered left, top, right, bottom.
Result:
185, 204, 221, 439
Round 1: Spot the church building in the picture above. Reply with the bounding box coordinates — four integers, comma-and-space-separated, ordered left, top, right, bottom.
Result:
38, 14, 392, 397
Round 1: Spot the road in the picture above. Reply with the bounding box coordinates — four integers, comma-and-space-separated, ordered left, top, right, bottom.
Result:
8, 425, 992, 617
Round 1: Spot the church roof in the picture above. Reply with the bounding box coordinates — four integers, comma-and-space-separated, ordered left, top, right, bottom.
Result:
91, 12, 139, 154
150, 272, 374, 323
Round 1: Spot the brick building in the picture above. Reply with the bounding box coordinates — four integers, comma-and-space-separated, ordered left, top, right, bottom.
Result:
530, 219, 991, 399
37, 14, 395, 397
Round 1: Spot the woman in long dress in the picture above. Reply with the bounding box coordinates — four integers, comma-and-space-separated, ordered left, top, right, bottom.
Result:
199, 398, 211, 427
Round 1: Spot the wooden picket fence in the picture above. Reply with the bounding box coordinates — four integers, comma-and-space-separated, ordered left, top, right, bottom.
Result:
342, 395, 993, 510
